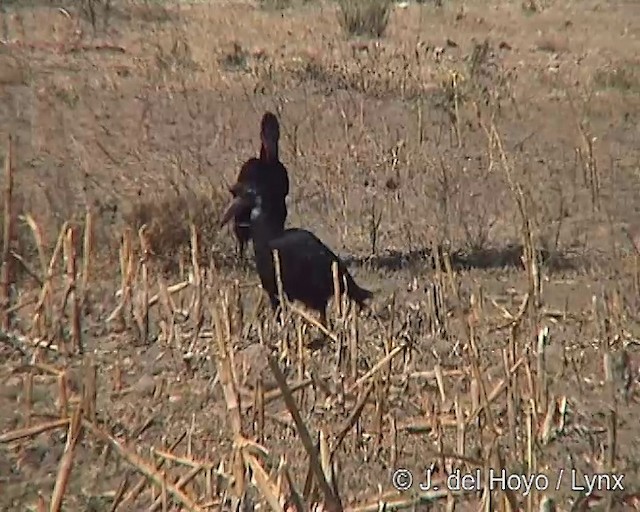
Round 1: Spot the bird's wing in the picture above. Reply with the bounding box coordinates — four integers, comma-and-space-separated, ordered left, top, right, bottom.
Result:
269, 229, 339, 264
279, 162, 290, 196
267, 231, 324, 292
235, 158, 261, 184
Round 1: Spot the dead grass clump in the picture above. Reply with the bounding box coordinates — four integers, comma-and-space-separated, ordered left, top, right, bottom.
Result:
593, 64, 640, 93
107, 0, 174, 24
154, 37, 200, 75
78, 0, 112, 33
535, 35, 568, 54
429, 39, 516, 147
0, 205, 42, 286
257, 0, 293, 10
0, 54, 29, 87
219, 42, 250, 72
122, 187, 227, 269
336, 0, 391, 38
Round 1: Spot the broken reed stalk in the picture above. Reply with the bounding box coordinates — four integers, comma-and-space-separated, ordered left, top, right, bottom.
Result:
477, 115, 542, 314
290, 303, 339, 344
1, 134, 14, 330
492, 125, 541, 312
136, 225, 150, 343
603, 352, 618, 473
389, 415, 397, 470
24, 370, 33, 426
441, 249, 458, 301
577, 120, 601, 212
120, 432, 187, 507
63, 226, 82, 353
319, 430, 338, 502
332, 261, 341, 318
281, 462, 305, 512
147, 466, 202, 512
0, 417, 70, 443
295, 322, 305, 410
151, 449, 214, 469
331, 378, 375, 457
187, 413, 196, 458
465, 355, 526, 428
212, 299, 244, 497
526, 400, 535, 501
188, 223, 202, 330
81, 209, 92, 302
156, 275, 176, 322
24, 214, 47, 278
107, 228, 135, 326
351, 487, 471, 511
82, 356, 97, 424
240, 377, 312, 413
267, 355, 342, 512
109, 474, 131, 512
492, 449, 520, 511
349, 305, 358, 381
501, 349, 517, 455
454, 396, 465, 471
230, 279, 244, 339
83, 420, 203, 512
346, 343, 406, 394
242, 452, 285, 512
25, 216, 61, 337
272, 248, 286, 325
49, 406, 83, 512
535, 326, 550, 414
254, 378, 265, 445
58, 371, 69, 417
450, 71, 462, 148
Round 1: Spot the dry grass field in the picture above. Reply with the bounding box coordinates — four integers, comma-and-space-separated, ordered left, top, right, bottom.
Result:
1, 0, 640, 510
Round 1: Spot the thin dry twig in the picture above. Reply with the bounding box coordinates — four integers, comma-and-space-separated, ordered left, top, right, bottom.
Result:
1, 134, 14, 329
0, 417, 70, 443
267, 354, 343, 512
83, 420, 204, 512
49, 406, 83, 512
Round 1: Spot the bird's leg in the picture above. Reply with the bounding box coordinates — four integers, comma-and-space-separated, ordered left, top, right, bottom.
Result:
318, 308, 328, 331
269, 295, 284, 326
307, 307, 329, 350
236, 238, 246, 262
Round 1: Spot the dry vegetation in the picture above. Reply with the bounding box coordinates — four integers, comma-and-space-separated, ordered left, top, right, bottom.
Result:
1, 0, 640, 510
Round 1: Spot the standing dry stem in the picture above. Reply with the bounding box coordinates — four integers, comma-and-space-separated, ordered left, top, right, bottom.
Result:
81, 209, 93, 302
267, 354, 343, 512
49, 405, 83, 512
63, 226, 82, 354
1, 134, 14, 330
135, 225, 151, 343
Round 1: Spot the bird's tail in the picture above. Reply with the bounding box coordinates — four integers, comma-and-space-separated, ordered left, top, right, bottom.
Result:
344, 271, 373, 308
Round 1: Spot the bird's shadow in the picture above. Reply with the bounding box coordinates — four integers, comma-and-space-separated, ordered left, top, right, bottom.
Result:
215, 243, 581, 275
342, 243, 580, 273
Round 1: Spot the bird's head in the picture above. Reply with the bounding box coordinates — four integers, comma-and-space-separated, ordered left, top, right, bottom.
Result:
260, 112, 280, 161
219, 184, 261, 228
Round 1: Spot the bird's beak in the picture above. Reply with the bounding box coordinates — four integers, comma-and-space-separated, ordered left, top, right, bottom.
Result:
229, 182, 243, 197
219, 195, 250, 228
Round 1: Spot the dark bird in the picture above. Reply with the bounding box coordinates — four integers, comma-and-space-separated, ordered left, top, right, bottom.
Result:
219, 184, 373, 327
230, 112, 289, 260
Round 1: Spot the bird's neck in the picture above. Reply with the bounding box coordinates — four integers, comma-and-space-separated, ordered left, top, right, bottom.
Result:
250, 213, 284, 246
259, 144, 278, 162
